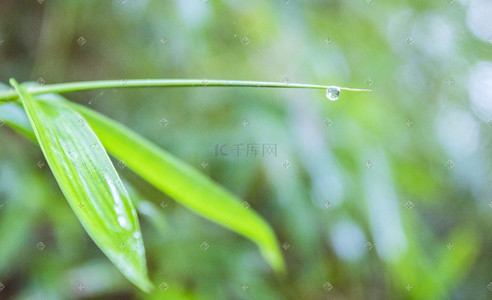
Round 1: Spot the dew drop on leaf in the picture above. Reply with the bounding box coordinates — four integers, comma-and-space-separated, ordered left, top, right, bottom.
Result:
326, 86, 341, 101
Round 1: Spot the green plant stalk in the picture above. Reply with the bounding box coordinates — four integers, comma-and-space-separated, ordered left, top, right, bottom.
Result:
0, 79, 371, 102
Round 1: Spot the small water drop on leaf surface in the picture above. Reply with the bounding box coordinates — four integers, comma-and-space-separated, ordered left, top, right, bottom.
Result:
326, 86, 341, 101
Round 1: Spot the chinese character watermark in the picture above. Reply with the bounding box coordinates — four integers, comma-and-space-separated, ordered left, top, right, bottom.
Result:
215, 143, 277, 158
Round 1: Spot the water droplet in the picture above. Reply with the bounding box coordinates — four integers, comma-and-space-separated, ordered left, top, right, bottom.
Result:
117, 216, 130, 229
326, 86, 341, 101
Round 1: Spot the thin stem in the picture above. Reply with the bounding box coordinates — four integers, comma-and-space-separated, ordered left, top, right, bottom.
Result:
0, 79, 371, 102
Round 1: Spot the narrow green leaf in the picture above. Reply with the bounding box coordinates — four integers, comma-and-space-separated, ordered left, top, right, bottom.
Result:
36, 94, 285, 272
10, 80, 153, 292
0, 101, 169, 236
4, 86, 285, 272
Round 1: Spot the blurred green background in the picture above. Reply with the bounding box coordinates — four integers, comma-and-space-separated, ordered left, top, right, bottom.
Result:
1, 0, 492, 299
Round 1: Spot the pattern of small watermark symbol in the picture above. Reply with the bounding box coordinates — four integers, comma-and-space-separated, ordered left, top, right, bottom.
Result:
36, 242, 45, 251
37, 160, 45, 168
118, 160, 126, 169
324, 36, 332, 45
77, 283, 85, 291
241, 36, 250, 45
446, 77, 455, 86
282, 160, 291, 168
323, 118, 333, 127
405, 201, 414, 209
77, 36, 86, 46
160, 281, 169, 291
200, 242, 209, 251
446, 160, 455, 169
159, 118, 169, 127
215, 143, 277, 157
160, 36, 168, 45
323, 282, 333, 292
282, 242, 290, 250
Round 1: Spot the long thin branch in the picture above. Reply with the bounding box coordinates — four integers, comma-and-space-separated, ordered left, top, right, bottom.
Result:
0, 79, 371, 102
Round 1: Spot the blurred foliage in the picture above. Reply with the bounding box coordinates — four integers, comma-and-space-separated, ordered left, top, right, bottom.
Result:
1, 0, 491, 299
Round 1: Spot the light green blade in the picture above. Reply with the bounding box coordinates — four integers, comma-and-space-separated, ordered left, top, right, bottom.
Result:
34, 95, 285, 272
9, 80, 153, 292
1, 87, 285, 272
70, 103, 285, 273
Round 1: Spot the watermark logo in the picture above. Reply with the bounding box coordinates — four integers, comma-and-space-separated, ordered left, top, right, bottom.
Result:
36, 242, 45, 251
323, 282, 333, 292
200, 242, 209, 251
215, 143, 277, 158
160, 282, 169, 291
405, 201, 414, 209
282, 242, 290, 250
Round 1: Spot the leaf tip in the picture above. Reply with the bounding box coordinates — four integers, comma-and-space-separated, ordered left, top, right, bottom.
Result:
9, 78, 19, 88
259, 242, 286, 275
135, 276, 155, 293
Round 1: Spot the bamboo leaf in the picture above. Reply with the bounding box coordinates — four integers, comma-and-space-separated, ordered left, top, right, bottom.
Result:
0, 99, 169, 236
35, 93, 285, 272
3, 85, 285, 272
9, 80, 153, 292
